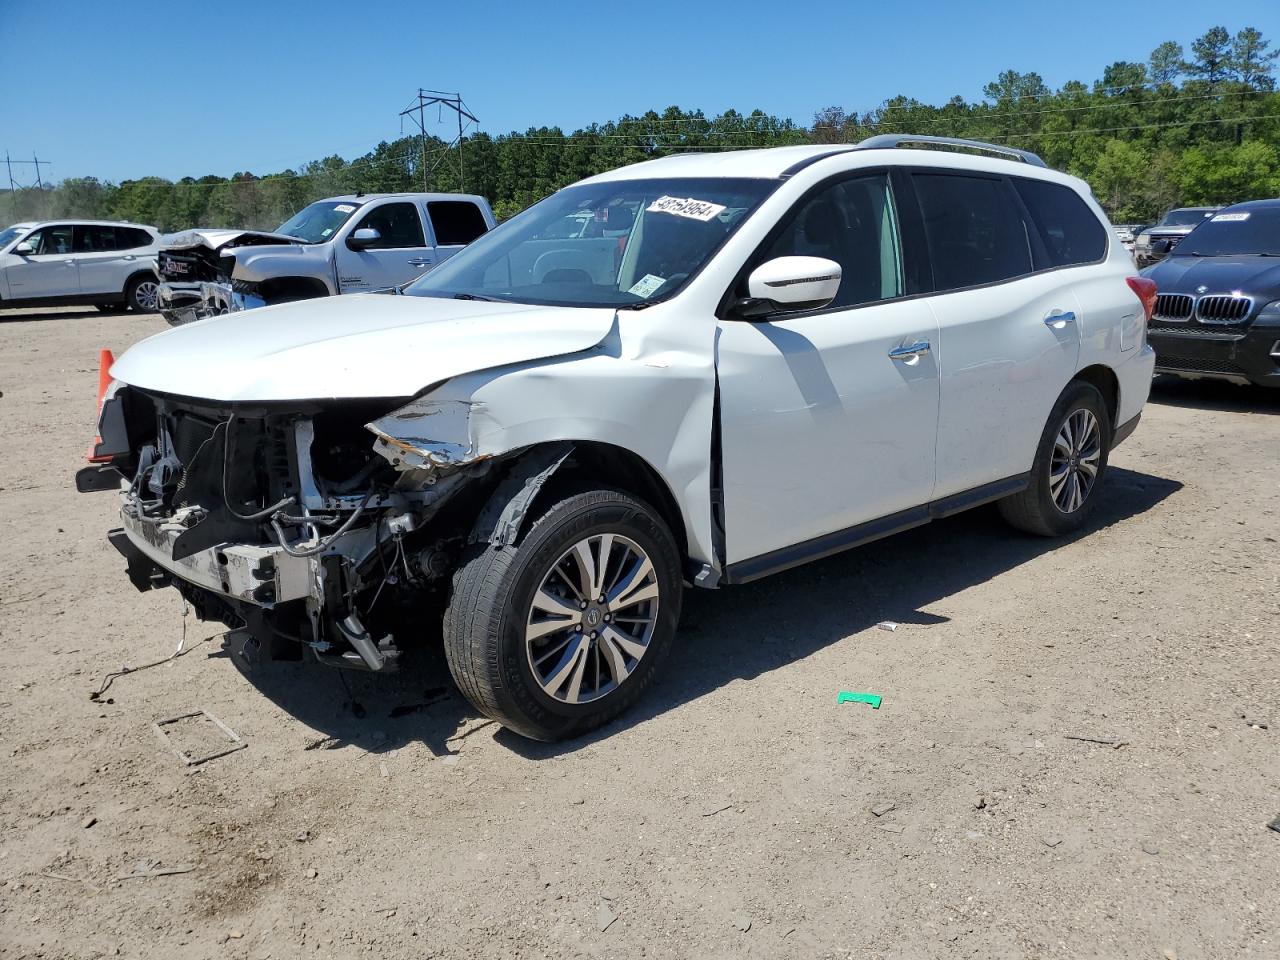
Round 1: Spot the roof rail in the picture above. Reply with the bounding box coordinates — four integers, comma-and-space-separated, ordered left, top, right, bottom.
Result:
855, 134, 1047, 167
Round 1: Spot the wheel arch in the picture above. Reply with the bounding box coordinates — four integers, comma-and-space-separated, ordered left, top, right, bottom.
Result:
466, 440, 692, 574
1072, 363, 1119, 428
124, 268, 157, 292
259, 275, 329, 304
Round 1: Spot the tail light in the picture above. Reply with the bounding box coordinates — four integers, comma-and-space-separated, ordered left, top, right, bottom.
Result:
1126, 276, 1157, 325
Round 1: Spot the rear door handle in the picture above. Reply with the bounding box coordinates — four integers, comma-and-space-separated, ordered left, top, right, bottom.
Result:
888, 340, 931, 362
408, 258, 432, 267
1044, 310, 1076, 329
123, 255, 137, 262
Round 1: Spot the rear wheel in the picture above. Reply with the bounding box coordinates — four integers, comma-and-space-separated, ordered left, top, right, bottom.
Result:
125, 275, 159, 313
998, 381, 1112, 536
443, 488, 682, 741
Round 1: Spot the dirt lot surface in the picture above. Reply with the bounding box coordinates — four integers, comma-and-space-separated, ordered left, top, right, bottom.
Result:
1, 307, 1277, 960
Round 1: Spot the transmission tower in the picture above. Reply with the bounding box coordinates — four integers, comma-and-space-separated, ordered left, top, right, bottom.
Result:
399, 90, 478, 192
4, 152, 52, 216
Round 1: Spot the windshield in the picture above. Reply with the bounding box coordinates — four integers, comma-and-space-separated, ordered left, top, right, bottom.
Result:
1173, 207, 1280, 257
0, 225, 29, 249
1160, 209, 1216, 227
404, 177, 777, 308
276, 200, 363, 243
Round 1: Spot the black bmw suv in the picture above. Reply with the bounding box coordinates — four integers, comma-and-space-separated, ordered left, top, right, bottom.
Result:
1143, 199, 1280, 388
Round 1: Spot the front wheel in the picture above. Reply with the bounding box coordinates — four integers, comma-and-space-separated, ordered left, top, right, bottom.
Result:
443, 488, 683, 741
998, 381, 1112, 537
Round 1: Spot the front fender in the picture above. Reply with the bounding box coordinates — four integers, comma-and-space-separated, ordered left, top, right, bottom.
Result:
231, 246, 336, 293
366, 350, 717, 568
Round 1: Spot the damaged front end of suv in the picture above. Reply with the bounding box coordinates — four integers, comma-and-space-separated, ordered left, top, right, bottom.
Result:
87, 381, 570, 671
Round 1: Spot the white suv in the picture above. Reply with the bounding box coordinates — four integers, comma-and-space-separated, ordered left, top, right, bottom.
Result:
83, 136, 1157, 741
0, 220, 162, 312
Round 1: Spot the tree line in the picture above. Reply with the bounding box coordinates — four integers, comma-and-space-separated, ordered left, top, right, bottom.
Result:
4, 25, 1277, 232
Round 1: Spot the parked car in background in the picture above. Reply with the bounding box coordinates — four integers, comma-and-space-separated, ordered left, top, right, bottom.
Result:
83, 135, 1155, 741
1143, 199, 1280, 388
1134, 207, 1220, 266
156, 193, 495, 325
1112, 223, 1148, 255
0, 220, 161, 313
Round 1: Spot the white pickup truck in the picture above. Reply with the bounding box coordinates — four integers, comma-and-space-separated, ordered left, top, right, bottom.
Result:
156, 192, 494, 325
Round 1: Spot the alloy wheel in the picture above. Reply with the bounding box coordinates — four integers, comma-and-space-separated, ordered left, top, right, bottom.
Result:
524, 533, 659, 704
134, 280, 159, 311
1050, 408, 1101, 514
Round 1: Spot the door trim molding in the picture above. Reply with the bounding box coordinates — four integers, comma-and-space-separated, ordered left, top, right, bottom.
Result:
722, 472, 1030, 585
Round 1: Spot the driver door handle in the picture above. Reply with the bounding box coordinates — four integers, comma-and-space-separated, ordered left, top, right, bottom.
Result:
888, 340, 931, 361
1044, 310, 1076, 329
408, 258, 432, 267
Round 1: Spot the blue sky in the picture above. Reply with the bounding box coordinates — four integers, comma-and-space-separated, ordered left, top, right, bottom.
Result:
1, 0, 1276, 184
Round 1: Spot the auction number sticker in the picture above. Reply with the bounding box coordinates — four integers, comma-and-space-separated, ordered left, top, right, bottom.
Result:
1211, 212, 1250, 222
647, 196, 727, 222
628, 274, 667, 297
333, 204, 357, 213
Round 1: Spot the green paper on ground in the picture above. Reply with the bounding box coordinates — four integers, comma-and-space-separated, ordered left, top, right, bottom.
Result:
837, 691, 882, 709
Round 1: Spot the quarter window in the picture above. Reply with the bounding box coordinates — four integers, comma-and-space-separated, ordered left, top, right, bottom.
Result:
354, 203, 425, 249
758, 173, 904, 309
117, 227, 155, 250
912, 173, 1033, 291
1013, 178, 1107, 267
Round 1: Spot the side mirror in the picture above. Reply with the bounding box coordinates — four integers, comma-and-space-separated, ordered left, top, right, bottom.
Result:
732, 256, 842, 320
347, 227, 381, 251
1150, 239, 1172, 254
14, 240, 35, 256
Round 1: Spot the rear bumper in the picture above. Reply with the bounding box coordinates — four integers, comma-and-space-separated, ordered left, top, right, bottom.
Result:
1148, 326, 1280, 387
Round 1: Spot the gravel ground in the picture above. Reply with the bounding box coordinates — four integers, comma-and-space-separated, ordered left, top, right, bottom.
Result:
1, 307, 1277, 960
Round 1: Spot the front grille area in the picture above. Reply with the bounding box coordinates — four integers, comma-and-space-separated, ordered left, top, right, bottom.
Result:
1154, 293, 1193, 320
1155, 355, 1245, 376
1196, 295, 1252, 324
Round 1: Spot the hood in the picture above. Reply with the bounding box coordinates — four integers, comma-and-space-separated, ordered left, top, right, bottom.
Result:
162, 228, 305, 253
1144, 224, 1199, 237
1144, 255, 1280, 296
110, 294, 617, 402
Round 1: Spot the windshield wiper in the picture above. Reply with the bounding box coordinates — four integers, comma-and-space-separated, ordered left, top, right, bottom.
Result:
453, 292, 504, 302
616, 301, 655, 310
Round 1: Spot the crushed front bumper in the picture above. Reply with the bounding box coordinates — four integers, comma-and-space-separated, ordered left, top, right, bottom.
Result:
158, 281, 264, 325
116, 507, 314, 606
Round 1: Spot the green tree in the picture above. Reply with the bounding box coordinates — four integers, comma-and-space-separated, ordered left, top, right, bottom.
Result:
1233, 27, 1278, 90
1149, 41, 1184, 85
1186, 26, 1234, 84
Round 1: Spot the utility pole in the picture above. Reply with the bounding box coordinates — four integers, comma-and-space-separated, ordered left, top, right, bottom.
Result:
398, 89, 478, 192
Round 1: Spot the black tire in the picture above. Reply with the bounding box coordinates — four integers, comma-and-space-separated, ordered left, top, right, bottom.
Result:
125, 275, 159, 313
443, 488, 683, 741
998, 380, 1112, 537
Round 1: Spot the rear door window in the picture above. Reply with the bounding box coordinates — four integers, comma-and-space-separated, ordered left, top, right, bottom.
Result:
427, 201, 488, 246
911, 173, 1033, 291
1013, 179, 1107, 268
75, 226, 118, 252
354, 203, 426, 249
